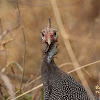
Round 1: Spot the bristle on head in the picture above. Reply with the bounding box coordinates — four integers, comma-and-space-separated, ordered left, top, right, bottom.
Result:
47, 18, 51, 28
45, 18, 51, 33
41, 18, 58, 45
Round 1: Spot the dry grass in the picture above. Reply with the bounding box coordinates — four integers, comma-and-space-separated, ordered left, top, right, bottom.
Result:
0, 0, 100, 99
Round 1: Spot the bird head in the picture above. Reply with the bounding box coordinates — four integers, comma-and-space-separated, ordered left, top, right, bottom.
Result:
41, 18, 58, 45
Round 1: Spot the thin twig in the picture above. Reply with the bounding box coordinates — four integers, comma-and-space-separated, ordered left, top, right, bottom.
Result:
83, 69, 92, 78
25, 75, 34, 86
7, 60, 100, 100
0, 21, 19, 45
14, 0, 26, 93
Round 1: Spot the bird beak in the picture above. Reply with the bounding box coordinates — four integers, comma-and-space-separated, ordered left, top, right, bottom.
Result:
47, 38, 51, 45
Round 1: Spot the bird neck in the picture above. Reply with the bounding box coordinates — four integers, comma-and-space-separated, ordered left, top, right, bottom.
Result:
47, 43, 56, 63
41, 42, 57, 74
44, 42, 56, 63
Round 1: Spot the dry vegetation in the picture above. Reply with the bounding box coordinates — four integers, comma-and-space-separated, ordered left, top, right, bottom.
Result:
0, 0, 100, 100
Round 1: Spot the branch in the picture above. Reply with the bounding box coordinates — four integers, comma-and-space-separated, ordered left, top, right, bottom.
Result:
0, 20, 19, 45
14, 0, 26, 93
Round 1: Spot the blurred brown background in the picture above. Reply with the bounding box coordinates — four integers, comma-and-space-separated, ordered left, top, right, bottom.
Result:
0, 0, 100, 99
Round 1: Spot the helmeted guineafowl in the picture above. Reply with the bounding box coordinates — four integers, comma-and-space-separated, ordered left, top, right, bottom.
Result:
41, 18, 99, 100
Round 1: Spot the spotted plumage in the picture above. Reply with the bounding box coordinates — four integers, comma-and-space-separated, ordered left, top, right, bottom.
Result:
41, 18, 99, 100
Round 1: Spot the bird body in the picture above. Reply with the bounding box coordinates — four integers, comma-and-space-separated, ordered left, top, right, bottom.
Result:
41, 43, 91, 100
41, 18, 99, 100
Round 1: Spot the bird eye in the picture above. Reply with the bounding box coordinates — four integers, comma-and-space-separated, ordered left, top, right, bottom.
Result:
54, 32, 56, 36
54, 32, 57, 37
42, 32, 44, 40
42, 32, 44, 37
54, 32, 57, 39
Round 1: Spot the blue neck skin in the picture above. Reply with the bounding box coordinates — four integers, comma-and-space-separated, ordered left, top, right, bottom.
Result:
47, 43, 56, 63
